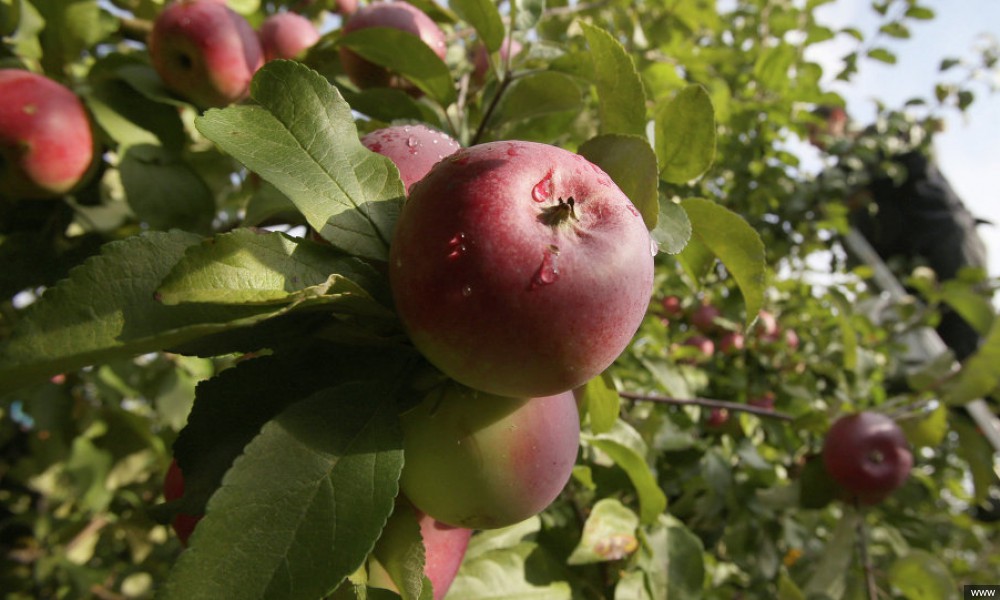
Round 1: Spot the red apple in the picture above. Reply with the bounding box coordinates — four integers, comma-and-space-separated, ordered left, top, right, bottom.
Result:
719, 331, 745, 354
370, 500, 472, 600
681, 334, 715, 360
259, 12, 321, 62
706, 407, 729, 427
389, 140, 654, 398
822, 412, 913, 504
362, 124, 461, 192
748, 391, 775, 410
400, 386, 580, 529
756, 310, 779, 342
0, 70, 94, 199
149, 0, 263, 108
163, 459, 203, 545
335, 0, 358, 16
660, 295, 684, 318
471, 37, 522, 84
339, 1, 446, 93
690, 303, 721, 333
783, 328, 800, 350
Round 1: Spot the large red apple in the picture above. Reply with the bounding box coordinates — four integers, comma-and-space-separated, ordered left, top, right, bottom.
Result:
339, 1, 446, 93
163, 459, 203, 545
822, 411, 913, 504
400, 386, 580, 529
149, 0, 263, 109
362, 124, 461, 192
259, 12, 321, 62
369, 499, 472, 600
390, 140, 654, 398
0, 70, 94, 199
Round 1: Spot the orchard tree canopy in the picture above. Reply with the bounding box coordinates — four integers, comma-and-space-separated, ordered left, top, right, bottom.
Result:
1, 0, 999, 599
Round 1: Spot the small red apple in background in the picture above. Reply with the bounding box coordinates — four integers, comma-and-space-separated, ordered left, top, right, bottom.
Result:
822, 411, 912, 505
163, 459, 203, 545
748, 391, 775, 411
369, 499, 472, 600
706, 407, 729, 427
719, 331, 745, 354
690, 302, 721, 333
400, 386, 580, 529
660, 295, 684, 318
334, 0, 358, 16
471, 37, 523, 84
0, 70, 94, 199
149, 0, 263, 109
783, 328, 800, 350
259, 12, 321, 62
390, 140, 654, 398
680, 334, 715, 362
755, 310, 780, 342
339, 1, 446, 93
361, 124, 461, 192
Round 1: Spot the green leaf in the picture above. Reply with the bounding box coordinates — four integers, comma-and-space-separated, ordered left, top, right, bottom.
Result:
953, 416, 996, 503
162, 382, 404, 600
580, 22, 647, 137
867, 47, 897, 64
584, 422, 667, 525
578, 134, 659, 230
0, 232, 280, 392
339, 27, 456, 106
802, 511, 857, 597
33, 0, 114, 74
643, 515, 704, 600
879, 22, 910, 39
492, 71, 583, 127
829, 289, 858, 372
372, 503, 428, 600
680, 198, 766, 326
511, 0, 545, 32
119, 145, 215, 234
195, 61, 404, 262
905, 6, 935, 19
899, 403, 948, 449
451, 0, 504, 52
655, 85, 716, 184
157, 229, 390, 310
941, 318, 1000, 406
167, 345, 416, 518
753, 43, 796, 90
651, 199, 692, 255
888, 550, 957, 600
448, 542, 571, 600
576, 372, 620, 435
567, 499, 640, 564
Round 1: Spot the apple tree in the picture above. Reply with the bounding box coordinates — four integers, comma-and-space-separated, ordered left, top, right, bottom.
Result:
1, 0, 998, 598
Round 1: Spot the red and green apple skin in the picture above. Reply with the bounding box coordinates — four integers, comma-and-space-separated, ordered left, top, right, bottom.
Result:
400, 386, 580, 530
339, 1, 447, 92
0, 70, 94, 199
259, 12, 321, 62
149, 0, 264, 109
389, 140, 654, 398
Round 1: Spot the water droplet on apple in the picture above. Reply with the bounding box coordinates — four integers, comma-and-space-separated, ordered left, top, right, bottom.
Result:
406, 137, 418, 153
649, 236, 660, 257
447, 232, 468, 259
532, 172, 554, 203
531, 246, 561, 288
461, 285, 473, 297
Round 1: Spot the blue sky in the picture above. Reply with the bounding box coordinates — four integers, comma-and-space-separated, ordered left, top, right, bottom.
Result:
805, 0, 1000, 278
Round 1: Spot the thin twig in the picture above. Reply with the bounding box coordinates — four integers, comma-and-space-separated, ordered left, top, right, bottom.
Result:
854, 502, 879, 600
470, 73, 514, 146
618, 391, 795, 421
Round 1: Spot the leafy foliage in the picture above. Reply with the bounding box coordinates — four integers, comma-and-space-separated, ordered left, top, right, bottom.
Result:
0, 0, 998, 599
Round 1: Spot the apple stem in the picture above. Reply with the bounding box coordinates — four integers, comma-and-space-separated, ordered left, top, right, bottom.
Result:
853, 502, 880, 600
618, 391, 794, 421
539, 197, 577, 227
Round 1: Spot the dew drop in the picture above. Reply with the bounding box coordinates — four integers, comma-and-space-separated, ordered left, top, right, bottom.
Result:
649, 236, 660, 257
447, 232, 468, 259
461, 285, 473, 297
531, 245, 561, 288
532, 171, 554, 203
